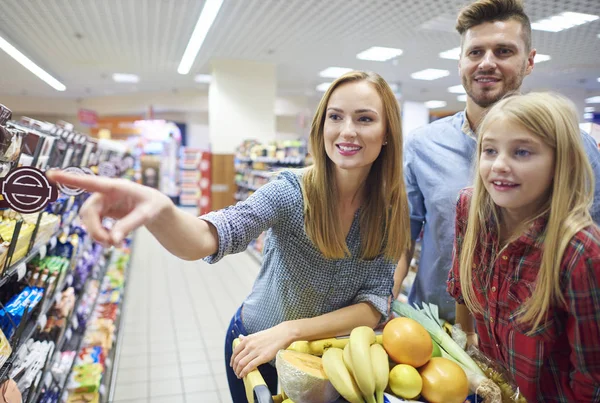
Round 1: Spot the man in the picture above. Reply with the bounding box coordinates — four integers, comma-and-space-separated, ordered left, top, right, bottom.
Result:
397, 0, 600, 322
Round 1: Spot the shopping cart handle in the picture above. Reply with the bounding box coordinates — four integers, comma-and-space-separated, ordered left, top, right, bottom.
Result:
232, 338, 275, 403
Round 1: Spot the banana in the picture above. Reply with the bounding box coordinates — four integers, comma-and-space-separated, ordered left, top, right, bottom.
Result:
322, 347, 364, 403
287, 335, 384, 356
370, 344, 389, 403
349, 326, 377, 403
343, 343, 354, 375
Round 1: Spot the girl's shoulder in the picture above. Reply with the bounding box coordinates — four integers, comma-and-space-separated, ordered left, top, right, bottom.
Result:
456, 187, 475, 215
561, 224, 600, 278
569, 224, 600, 256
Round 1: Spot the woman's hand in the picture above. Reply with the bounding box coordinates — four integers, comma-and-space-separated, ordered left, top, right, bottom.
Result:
231, 323, 293, 379
47, 170, 173, 246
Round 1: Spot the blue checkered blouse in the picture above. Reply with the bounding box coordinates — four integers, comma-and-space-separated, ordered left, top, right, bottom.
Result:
201, 170, 395, 335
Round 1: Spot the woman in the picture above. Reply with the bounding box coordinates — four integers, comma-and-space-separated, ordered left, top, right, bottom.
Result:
48, 71, 411, 402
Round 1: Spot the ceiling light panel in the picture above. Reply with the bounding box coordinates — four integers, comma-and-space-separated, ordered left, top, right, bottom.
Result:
439, 47, 461, 60
448, 85, 466, 94
532, 12, 598, 32
356, 47, 403, 61
410, 69, 450, 81
0, 35, 65, 91
319, 67, 353, 78
112, 73, 140, 83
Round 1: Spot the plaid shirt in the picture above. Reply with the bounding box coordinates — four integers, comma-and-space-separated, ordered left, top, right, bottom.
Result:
448, 188, 600, 402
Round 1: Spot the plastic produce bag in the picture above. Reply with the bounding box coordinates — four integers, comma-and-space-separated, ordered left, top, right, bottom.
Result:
467, 346, 526, 403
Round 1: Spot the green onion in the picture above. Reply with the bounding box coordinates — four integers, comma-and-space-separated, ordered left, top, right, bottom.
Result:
391, 300, 485, 377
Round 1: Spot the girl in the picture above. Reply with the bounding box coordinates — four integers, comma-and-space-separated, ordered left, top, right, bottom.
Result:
48, 71, 411, 402
448, 92, 600, 402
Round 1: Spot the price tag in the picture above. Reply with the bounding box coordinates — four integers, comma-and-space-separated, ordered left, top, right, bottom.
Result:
37, 314, 47, 330
65, 328, 72, 341
50, 236, 57, 250
99, 385, 106, 396
39, 245, 47, 259
44, 372, 52, 388
66, 273, 73, 287
72, 316, 79, 330
16, 263, 27, 281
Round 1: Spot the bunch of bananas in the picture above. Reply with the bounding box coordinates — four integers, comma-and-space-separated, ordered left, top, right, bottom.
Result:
320, 327, 389, 403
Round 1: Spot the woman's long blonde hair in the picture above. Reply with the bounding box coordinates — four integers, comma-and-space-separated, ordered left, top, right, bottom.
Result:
459, 92, 595, 332
302, 71, 410, 261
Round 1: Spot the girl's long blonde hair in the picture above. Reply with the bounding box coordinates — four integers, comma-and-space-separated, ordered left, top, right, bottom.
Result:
459, 92, 595, 332
302, 71, 410, 261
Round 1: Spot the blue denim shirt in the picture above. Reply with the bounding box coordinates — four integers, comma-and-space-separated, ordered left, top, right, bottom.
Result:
200, 170, 396, 335
404, 111, 600, 322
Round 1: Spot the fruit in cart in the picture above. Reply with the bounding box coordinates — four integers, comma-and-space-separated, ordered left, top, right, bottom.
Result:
276, 350, 339, 403
382, 317, 433, 367
388, 364, 422, 400
349, 326, 377, 403
343, 343, 354, 375
322, 347, 364, 403
370, 344, 389, 403
287, 335, 383, 356
418, 357, 469, 403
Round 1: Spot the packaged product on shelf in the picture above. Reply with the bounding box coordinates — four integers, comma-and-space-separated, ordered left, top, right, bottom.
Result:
0, 327, 11, 368
65, 362, 103, 393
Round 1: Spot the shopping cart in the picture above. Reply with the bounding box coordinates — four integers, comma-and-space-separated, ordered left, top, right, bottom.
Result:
233, 338, 348, 403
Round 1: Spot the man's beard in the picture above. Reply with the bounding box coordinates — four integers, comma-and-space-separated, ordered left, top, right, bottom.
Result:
463, 64, 527, 108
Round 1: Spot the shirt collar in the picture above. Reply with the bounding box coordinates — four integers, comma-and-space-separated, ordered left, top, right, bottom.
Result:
461, 109, 477, 140
485, 213, 548, 249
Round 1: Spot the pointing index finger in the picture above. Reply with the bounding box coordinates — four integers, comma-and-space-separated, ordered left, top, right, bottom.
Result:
46, 170, 117, 194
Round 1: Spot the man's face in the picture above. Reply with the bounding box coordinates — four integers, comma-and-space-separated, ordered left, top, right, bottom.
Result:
459, 19, 535, 108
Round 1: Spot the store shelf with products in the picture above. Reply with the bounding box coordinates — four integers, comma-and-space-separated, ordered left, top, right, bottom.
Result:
0, 103, 137, 402
235, 140, 309, 261
178, 147, 203, 209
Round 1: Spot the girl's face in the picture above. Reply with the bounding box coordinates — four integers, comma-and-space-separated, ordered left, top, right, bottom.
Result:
479, 117, 555, 222
323, 81, 386, 177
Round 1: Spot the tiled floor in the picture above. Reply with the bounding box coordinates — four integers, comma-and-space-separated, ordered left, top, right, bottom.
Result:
113, 227, 260, 403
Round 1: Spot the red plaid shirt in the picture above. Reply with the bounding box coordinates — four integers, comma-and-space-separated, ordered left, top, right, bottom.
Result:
448, 188, 600, 402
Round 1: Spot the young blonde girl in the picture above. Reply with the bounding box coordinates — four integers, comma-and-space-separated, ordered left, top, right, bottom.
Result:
448, 92, 600, 402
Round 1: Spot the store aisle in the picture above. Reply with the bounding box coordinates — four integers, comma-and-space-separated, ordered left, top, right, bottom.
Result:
113, 227, 261, 403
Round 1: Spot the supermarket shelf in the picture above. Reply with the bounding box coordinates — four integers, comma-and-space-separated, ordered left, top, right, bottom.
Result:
0, 229, 63, 290
236, 156, 304, 165
104, 244, 134, 403
236, 182, 260, 191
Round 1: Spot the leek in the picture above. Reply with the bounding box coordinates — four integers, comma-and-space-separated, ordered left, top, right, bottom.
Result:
391, 300, 485, 376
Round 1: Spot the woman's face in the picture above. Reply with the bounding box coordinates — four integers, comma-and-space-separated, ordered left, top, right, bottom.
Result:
323, 80, 386, 177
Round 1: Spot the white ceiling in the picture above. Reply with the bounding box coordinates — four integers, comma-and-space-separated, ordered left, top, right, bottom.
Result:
0, 0, 599, 112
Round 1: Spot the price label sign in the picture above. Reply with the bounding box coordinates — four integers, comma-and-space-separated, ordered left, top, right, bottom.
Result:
50, 236, 57, 250
16, 263, 27, 281
39, 245, 47, 260
65, 328, 72, 341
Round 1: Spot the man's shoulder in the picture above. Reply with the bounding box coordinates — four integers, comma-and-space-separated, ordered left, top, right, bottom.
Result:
405, 112, 464, 146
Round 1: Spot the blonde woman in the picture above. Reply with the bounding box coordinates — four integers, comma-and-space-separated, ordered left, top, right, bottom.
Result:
448, 92, 600, 402
49, 71, 410, 402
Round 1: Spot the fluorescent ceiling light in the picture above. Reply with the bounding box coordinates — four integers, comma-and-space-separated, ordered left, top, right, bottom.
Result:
178, 0, 224, 75
319, 67, 353, 78
532, 12, 598, 32
356, 46, 403, 61
425, 100, 447, 109
0, 35, 66, 91
586, 96, 600, 104
194, 74, 212, 83
112, 73, 139, 83
457, 95, 468, 102
534, 54, 551, 63
439, 47, 461, 60
316, 82, 332, 92
597, 77, 600, 83
410, 69, 450, 81
584, 107, 595, 113
448, 85, 466, 94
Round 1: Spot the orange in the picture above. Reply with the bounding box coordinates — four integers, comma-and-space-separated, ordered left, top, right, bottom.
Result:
382, 317, 433, 367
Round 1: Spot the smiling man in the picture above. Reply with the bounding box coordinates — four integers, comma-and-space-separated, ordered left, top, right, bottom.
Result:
397, 0, 600, 322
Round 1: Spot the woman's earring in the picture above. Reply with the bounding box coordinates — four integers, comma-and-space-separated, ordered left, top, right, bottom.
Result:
383, 141, 388, 146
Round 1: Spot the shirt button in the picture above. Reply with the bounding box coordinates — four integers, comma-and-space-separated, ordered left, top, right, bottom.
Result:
491, 286, 497, 292
496, 343, 499, 348
502, 255, 508, 261
490, 317, 494, 323
472, 263, 476, 268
